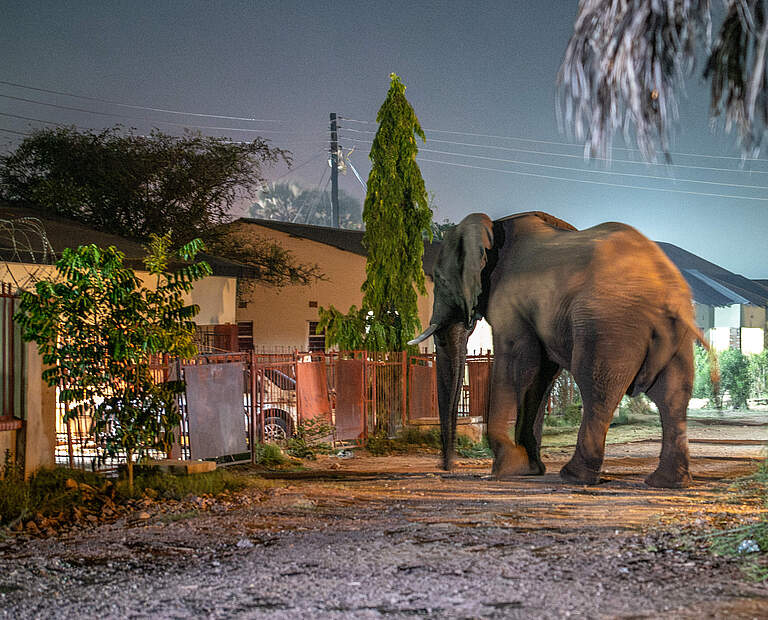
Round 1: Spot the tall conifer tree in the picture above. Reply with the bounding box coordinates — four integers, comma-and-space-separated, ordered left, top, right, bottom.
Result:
319, 74, 432, 351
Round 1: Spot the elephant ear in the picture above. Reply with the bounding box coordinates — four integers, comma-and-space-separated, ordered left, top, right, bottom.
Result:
457, 213, 494, 326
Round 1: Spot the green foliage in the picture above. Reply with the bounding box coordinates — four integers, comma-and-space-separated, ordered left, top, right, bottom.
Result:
14, 235, 211, 491
545, 403, 583, 428
0, 126, 288, 247
749, 350, 768, 399
613, 394, 655, 426
252, 442, 288, 468
118, 469, 245, 500
319, 74, 432, 351
693, 344, 716, 401
430, 218, 456, 241
0, 467, 103, 526
284, 418, 334, 460
363, 426, 488, 456
0, 466, 245, 525
250, 182, 363, 230
456, 434, 493, 458
720, 348, 751, 410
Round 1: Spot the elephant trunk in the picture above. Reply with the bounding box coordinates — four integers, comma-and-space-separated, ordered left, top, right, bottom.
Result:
435, 322, 470, 470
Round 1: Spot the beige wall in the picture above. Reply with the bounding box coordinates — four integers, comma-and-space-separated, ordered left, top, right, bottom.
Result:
234, 223, 434, 350
1, 262, 236, 325
23, 343, 57, 476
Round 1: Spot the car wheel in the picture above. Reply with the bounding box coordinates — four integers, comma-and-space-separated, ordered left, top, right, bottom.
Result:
264, 414, 290, 441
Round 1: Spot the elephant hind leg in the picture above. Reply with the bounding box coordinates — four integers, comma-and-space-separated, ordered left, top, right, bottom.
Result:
560, 364, 636, 485
644, 348, 693, 488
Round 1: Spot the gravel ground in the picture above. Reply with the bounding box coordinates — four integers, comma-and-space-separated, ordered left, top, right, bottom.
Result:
2, 428, 768, 619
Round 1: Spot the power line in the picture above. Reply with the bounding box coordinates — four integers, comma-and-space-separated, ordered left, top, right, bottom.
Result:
339, 135, 768, 191
0, 111, 63, 126
0, 93, 316, 136
338, 132, 768, 176
0, 79, 287, 123
417, 157, 768, 202
0, 127, 29, 136
340, 114, 768, 164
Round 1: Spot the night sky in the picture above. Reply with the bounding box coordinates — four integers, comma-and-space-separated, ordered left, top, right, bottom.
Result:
2, 1, 767, 276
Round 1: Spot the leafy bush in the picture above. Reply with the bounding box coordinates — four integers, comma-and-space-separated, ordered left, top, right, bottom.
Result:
284, 418, 334, 460
456, 435, 492, 458
720, 348, 751, 409
252, 442, 287, 467
545, 403, 583, 428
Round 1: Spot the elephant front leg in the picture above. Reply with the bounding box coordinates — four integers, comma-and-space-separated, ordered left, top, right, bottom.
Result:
487, 338, 543, 478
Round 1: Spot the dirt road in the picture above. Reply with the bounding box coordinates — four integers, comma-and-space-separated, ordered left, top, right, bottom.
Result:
2, 420, 768, 618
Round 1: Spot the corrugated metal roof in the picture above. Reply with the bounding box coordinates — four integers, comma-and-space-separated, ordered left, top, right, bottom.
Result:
0, 202, 246, 278
656, 241, 768, 307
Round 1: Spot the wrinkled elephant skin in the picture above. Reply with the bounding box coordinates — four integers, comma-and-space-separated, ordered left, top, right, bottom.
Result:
410, 211, 701, 489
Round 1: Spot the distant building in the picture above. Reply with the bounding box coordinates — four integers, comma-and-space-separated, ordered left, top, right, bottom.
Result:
657, 242, 768, 354
228, 218, 440, 352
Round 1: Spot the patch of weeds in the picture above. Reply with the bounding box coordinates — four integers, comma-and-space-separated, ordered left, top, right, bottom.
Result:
284, 418, 334, 460
612, 395, 655, 426
544, 403, 582, 429
693, 458, 768, 581
456, 435, 492, 459
117, 469, 246, 500
0, 466, 104, 527
365, 427, 442, 455
157, 510, 199, 524
252, 442, 287, 468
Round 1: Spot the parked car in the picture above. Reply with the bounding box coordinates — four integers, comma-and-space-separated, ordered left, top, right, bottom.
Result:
257, 366, 297, 441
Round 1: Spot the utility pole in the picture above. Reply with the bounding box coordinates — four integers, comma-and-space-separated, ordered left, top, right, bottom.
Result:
329, 112, 340, 228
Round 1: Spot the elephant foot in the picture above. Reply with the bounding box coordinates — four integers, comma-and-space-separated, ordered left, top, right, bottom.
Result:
441, 450, 456, 471
559, 460, 601, 486
645, 467, 692, 489
492, 444, 545, 479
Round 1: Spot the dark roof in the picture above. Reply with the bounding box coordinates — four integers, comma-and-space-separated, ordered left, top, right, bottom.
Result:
0, 202, 245, 278
236, 217, 442, 274
656, 241, 768, 307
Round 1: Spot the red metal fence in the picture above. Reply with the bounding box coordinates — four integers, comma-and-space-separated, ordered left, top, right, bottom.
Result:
54, 349, 495, 470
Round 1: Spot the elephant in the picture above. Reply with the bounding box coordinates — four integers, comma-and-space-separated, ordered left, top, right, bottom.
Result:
410, 211, 707, 488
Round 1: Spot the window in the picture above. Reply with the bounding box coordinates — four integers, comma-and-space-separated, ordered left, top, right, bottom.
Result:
237, 321, 254, 351
308, 321, 325, 352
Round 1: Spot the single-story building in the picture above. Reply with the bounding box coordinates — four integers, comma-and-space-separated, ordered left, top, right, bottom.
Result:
0, 203, 240, 475
228, 217, 441, 352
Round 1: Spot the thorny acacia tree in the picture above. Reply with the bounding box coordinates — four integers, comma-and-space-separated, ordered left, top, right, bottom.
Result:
15, 234, 211, 492
559, 0, 768, 160
0, 126, 288, 246
0, 125, 323, 289
319, 74, 432, 351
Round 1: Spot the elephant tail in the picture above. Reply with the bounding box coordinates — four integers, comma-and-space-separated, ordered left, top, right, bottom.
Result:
679, 315, 720, 396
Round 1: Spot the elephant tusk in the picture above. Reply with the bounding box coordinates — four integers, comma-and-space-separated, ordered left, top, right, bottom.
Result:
407, 323, 438, 346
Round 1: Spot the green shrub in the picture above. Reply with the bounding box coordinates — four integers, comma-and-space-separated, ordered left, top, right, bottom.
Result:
545, 403, 583, 428
284, 418, 334, 460
456, 435, 492, 458
720, 348, 751, 409
252, 442, 287, 467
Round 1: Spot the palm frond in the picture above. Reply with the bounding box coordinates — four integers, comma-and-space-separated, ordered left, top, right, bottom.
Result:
558, 0, 711, 161
706, 0, 768, 156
